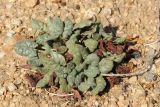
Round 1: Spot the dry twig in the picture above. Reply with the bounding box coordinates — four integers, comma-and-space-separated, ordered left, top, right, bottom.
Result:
101, 66, 151, 77
45, 89, 74, 97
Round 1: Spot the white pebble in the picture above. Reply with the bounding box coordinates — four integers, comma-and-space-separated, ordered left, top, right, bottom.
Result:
0, 51, 5, 59
7, 83, 17, 92
0, 87, 6, 95
25, 0, 38, 7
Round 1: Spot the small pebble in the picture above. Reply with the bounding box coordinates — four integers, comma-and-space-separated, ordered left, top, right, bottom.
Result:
0, 87, 6, 95
144, 72, 157, 81
7, 83, 17, 92
128, 76, 137, 83
153, 87, 160, 95
25, 0, 39, 8
93, 101, 99, 107
0, 51, 5, 59
7, 31, 15, 37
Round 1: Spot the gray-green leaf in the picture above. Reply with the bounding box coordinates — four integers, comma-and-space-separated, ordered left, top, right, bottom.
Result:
99, 58, 114, 74
113, 53, 126, 63
47, 16, 63, 39
36, 70, 53, 87
62, 18, 73, 39
113, 37, 125, 44
66, 40, 82, 65
50, 51, 66, 66
31, 19, 47, 35
84, 66, 99, 77
36, 33, 50, 44
91, 76, 106, 95
14, 40, 38, 57
73, 20, 93, 30
84, 39, 98, 52
67, 70, 77, 86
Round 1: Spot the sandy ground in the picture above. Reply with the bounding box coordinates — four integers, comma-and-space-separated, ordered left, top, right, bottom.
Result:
0, 0, 160, 107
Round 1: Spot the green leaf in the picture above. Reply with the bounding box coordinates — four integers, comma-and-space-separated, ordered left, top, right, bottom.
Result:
14, 40, 38, 57
36, 70, 53, 87
84, 66, 99, 77
78, 81, 90, 92
59, 78, 71, 92
113, 37, 125, 44
87, 77, 96, 89
75, 72, 84, 86
76, 53, 99, 72
113, 53, 126, 63
50, 51, 66, 66
84, 39, 98, 52
56, 46, 67, 54
92, 33, 101, 40
31, 19, 47, 35
84, 53, 100, 66
62, 18, 73, 39
73, 20, 93, 30
67, 70, 77, 86
78, 77, 96, 92
69, 30, 80, 41
53, 64, 67, 78
66, 40, 82, 65
102, 32, 112, 41
47, 16, 63, 39
28, 57, 42, 67
36, 33, 50, 44
79, 45, 89, 59
91, 76, 106, 95
99, 58, 114, 74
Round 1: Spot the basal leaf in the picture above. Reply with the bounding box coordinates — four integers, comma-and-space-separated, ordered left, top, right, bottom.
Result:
73, 20, 93, 30
67, 70, 77, 86
84, 39, 98, 52
62, 18, 73, 39
99, 58, 114, 74
36, 33, 50, 44
75, 72, 84, 86
69, 30, 80, 41
79, 45, 89, 59
91, 76, 106, 95
59, 78, 71, 92
84, 66, 99, 77
102, 32, 112, 41
113, 53, 126, 63
36, 70, 53, 87
87, 77, 96, 89
28, 57, 42, 67
66, 40, 82, 65
47, 16, 63, 39
50, 51, 66, 66
84, 53, 100, 66
14, 40, 38, 57
113, 37, 125, 44
56, 46, 67, 54
31, 19, 47, 35
78, 81, 90, 92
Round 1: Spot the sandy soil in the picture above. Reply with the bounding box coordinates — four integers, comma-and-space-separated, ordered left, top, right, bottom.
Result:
0, 0, 159, 107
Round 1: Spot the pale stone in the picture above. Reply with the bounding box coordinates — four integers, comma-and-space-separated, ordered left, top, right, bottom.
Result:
25, 0, 38, 8
7, 83, 17, 92
0, 87, 6, 95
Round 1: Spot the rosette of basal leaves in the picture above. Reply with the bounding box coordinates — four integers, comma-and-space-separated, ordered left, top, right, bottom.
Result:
14, 16, 128, 95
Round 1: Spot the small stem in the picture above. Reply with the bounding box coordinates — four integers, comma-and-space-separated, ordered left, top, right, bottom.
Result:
101, 66, 151, 77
